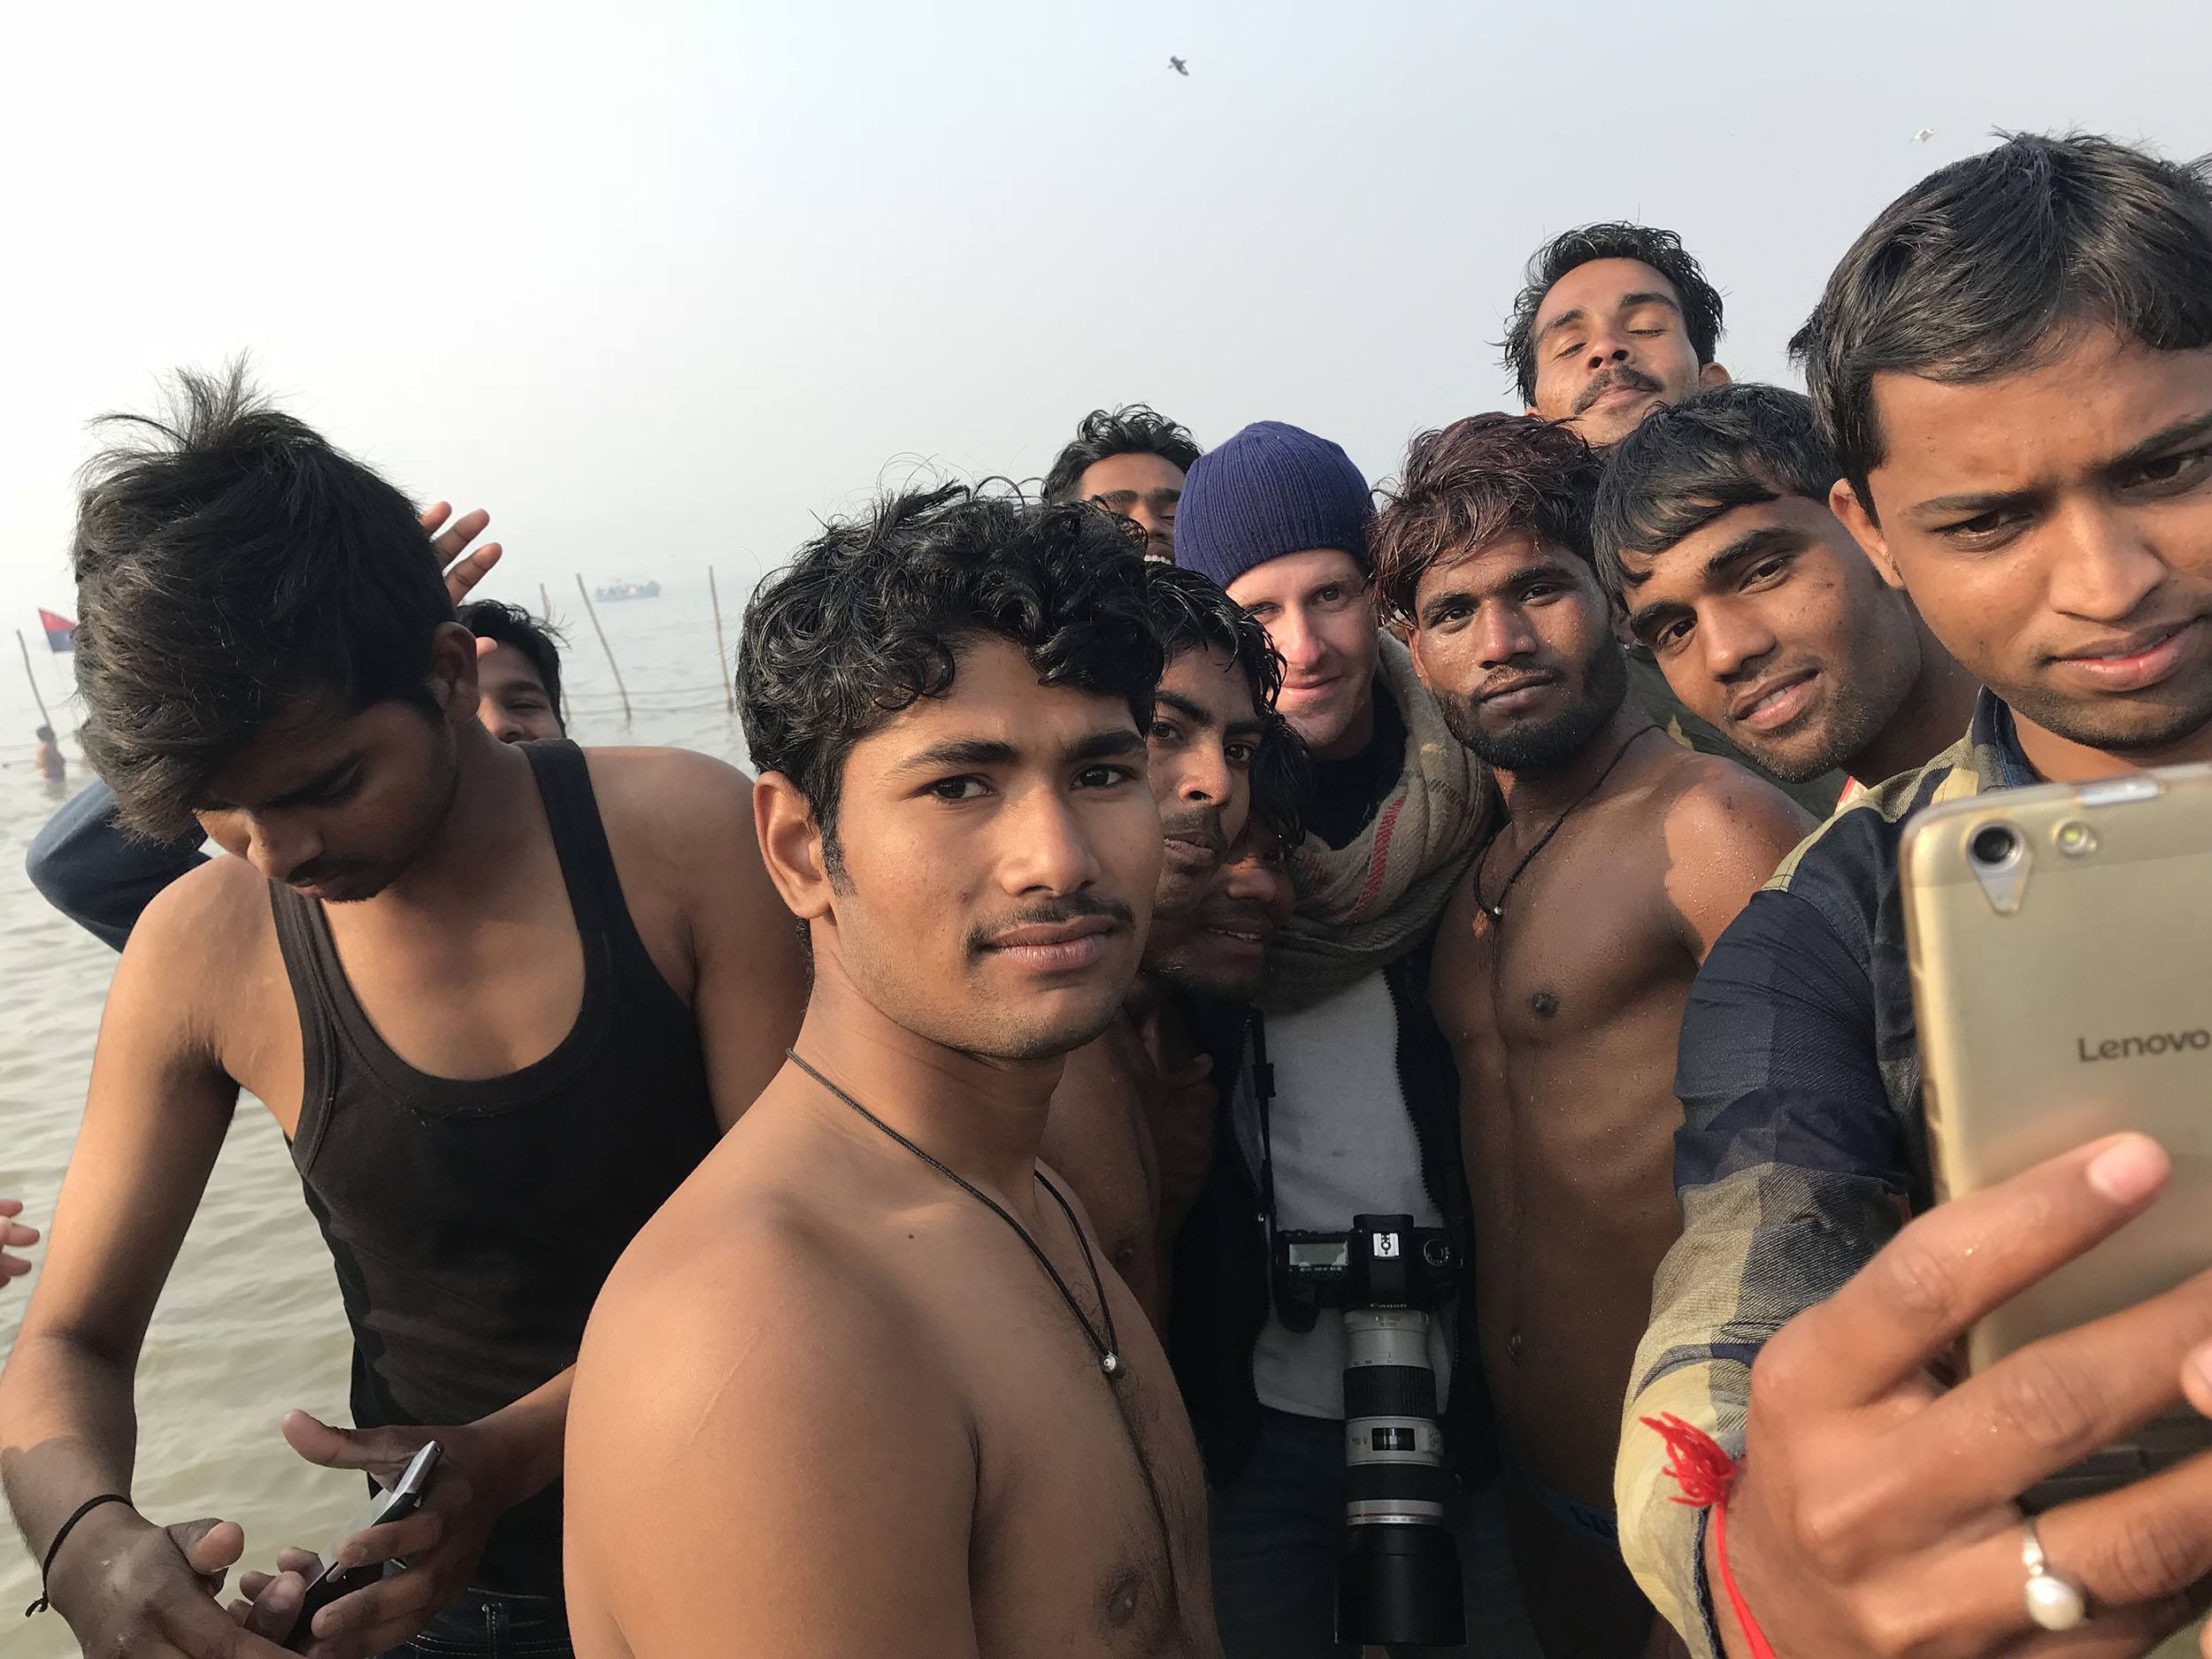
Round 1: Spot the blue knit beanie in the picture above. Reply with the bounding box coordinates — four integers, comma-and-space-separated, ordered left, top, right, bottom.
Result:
1173, 420, 1374, 591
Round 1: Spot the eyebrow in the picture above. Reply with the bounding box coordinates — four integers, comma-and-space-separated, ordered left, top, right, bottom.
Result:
891, 726, 1144, 778
1153, 690, 1216, 727
1626, 526, 1801, 637
1906, 407, 2212, 523
1091, 487, 1184, 508
2102, 407, 2212, 481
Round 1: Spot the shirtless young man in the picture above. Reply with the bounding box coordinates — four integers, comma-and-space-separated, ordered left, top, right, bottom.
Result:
1370, 413, 1809, 1657
0, 372, 806, 1659
564, 484, 1221, 1659
1044, 563, 1279, 1327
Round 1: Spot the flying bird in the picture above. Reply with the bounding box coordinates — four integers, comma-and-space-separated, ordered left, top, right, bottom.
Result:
1914, 127, 1935, 143
1170, 56, 1188, 75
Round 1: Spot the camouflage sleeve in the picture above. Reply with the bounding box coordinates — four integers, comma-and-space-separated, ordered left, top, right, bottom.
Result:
1617, 887, 1915, 1651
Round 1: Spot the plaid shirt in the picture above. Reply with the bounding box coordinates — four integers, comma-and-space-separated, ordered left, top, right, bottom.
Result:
1616, 690, 2038, 1650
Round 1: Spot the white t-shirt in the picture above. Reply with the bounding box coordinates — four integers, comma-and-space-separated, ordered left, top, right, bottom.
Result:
1249, 969, 1455, 1420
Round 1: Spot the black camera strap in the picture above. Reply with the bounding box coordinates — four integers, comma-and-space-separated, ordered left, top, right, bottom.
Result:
1249, 1010, 1282, 1294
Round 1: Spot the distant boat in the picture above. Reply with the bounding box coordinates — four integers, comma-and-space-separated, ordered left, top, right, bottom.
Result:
593, 580, 661, 603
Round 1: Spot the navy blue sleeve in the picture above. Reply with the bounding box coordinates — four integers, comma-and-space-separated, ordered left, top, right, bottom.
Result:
1672, 885, 1911, 1196
25, 779, 210, 951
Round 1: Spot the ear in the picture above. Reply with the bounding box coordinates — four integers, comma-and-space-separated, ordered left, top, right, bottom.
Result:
754, 771, 835, 921
1830, 479, 1906, 591
1698, 360, 1732, 390
427, 622, 481, 726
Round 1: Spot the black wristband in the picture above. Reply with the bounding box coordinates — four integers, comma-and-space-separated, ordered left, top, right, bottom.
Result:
25, 1493, 132, 1617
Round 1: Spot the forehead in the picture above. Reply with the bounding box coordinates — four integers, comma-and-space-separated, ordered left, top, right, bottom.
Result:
1158, 643, 1258, 723
1870, 330, 2212, 505
842, 634, 1138, 771
1079, 451, 1187, 499
1535, 257, 1681, 332
1413, 526, 1581, 604
1225, 546, 1366, 607
477, 642, 549, 695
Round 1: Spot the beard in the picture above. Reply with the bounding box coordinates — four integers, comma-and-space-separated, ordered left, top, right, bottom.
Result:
1440, 636, 1629, 776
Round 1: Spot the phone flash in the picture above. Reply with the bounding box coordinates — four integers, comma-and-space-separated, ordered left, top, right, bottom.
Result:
2055, 821, 2096, 856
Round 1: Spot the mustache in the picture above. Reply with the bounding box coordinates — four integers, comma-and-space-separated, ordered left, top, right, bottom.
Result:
1160, 806, 1227, 859
1572, 364, 1663, 416
1475, 668, 1561, 702
961, 894, 1136, 956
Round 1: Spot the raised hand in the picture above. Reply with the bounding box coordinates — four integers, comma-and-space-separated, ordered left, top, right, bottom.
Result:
1712, 1133, 2212, 1656
0, 1196, 38, 1285
419, 503, 503, 605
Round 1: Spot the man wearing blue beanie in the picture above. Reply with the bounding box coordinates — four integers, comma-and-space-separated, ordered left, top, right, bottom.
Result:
1168, 422, 1535, 1657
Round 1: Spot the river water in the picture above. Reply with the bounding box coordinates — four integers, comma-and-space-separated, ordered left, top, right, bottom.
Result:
0, 575, 755, 1653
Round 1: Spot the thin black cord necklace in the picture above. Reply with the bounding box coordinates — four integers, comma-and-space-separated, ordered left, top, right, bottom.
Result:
1473, 724, 1656, 923
785, 1048, 1124, 1380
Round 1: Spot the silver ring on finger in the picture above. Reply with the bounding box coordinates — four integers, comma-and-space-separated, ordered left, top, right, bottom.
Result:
2022, 1517, 2088, 1632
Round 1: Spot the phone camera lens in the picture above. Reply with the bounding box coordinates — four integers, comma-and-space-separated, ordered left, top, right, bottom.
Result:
1970, 824, 2021, 867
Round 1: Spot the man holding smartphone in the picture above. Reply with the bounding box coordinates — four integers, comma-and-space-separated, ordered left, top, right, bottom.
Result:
1618, 133, 2212, 1655
0, 371, 808, 1659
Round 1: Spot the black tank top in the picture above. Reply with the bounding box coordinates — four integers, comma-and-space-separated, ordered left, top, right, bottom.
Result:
270, 740, 718, 1597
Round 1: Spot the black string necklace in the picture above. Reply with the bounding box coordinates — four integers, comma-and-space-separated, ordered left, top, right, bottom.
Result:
1473, 725, 1656, 924
786, 1048, 1124, 1380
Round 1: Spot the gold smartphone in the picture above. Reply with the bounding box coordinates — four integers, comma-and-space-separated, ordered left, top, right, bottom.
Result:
1903, 763, 2212, 1497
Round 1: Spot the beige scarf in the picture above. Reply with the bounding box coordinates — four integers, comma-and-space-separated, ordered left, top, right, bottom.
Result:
1262, 632, 1493, 1010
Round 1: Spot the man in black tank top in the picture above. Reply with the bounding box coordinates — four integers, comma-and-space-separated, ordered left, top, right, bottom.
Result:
0, 368, 809, 1659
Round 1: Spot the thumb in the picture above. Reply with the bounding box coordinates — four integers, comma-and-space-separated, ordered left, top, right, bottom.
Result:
282, 1409, 414, 1474
171, 1516, 246, 1577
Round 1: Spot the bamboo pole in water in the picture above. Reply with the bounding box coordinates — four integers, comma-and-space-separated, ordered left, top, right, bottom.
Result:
16, 631, 54, 730
539, 582, 570, 728
573, 575, 632, 721
708, 566, 734, 710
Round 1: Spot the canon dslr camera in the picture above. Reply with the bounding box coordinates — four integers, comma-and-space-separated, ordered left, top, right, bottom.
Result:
1272, 1212, 1463, 1647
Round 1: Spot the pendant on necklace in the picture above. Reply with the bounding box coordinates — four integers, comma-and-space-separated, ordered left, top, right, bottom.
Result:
1102, 1352, 1123, 1378
1486, 903, 1504, 923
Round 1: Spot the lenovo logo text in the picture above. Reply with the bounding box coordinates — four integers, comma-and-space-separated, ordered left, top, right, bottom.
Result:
2078, 1029, 2212, 1062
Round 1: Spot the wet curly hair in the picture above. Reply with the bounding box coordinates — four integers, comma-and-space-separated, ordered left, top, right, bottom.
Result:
738, 481, 1164, 865
1369, 414, 1603, 625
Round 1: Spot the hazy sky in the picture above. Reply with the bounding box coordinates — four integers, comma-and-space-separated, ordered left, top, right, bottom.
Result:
5, 0, 2212, 627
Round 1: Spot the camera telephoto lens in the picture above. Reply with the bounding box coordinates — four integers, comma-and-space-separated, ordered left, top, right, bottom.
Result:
1970, 823, 2021, 867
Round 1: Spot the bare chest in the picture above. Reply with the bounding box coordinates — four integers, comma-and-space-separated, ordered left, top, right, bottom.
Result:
1435, 838, 1679, 1056
954, 1270, 1216, 1656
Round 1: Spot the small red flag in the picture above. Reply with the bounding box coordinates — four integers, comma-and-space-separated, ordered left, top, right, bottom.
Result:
38, 609, 75, 653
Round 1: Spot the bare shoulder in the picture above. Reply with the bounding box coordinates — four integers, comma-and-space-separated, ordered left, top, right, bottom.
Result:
122, 853, 274, 1000
567, 1163, 981, 1654
580, 745, 754, 833
1642, 751, 1816, 956
577, 1173, 956, 1443
1649, 749, 1815, 858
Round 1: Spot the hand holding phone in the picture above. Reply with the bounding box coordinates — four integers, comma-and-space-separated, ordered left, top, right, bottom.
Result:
284, 1440, 442, 1653
1902, 764, 2212, 1494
